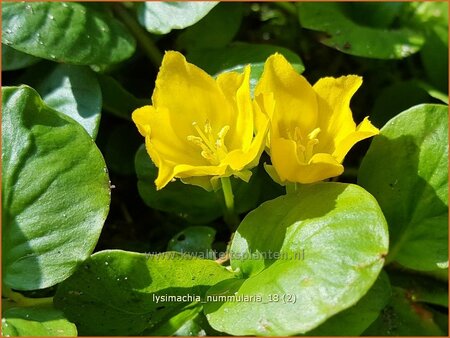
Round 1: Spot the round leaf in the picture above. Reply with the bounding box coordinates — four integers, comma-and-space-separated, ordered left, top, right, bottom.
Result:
344, 3, 405, 28
2, 86, 110, 290
305, 271, 391, 336
30, 64, 102, 138
97, 74, 149, 121
2, 306, 77, 337
2, 44, 41, 71
2, 2, 136, 65
54, 250, 234, 335
358, 104, 448, 271
176, 3, 243, 52
204, 183, 389, 335
167, 226, 217, 260
298, 3, 425, 59
421, 25, 448, 92
388, 270, 448, 308
363, 287, 444, 335
143, 305, 202, 336
137, 2, 218, 34
371, 80, 433, 127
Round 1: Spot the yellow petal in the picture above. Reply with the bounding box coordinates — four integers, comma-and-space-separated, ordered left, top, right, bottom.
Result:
254, 92, 275, 148
174, 164, 228, 178
313, 75, 362, 153
333, 117, 380, 163
180, 176, 215, 191
155, 160, 229, 191
132, 106, 154, 136
255, 53, 318, 138
216, 66, 253, 151
271, 137, 343, 183
146, 136, 174, 190
270, 137, 302, 182
307, 153, 344, 181
233, 169, 252, 183
263, 163, 285, 186
222, 116, 269, 171
153, 51, 232, 138
139, 106, 206, 166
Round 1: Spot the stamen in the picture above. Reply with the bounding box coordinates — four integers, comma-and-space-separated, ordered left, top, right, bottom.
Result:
308, 128, 321, 140
216, 125, 230, 148
291, 127, 321, 163
188, 121, 231, 164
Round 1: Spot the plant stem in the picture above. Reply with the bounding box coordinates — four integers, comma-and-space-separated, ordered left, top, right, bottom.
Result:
112, 3, 163, 67
285, 182, 298, 194
220, 177, 239, 229
3, 287, 53, 308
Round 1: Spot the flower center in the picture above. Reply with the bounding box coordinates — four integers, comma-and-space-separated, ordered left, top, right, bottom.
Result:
187, 120, 230, 165
291, 127, 321, 163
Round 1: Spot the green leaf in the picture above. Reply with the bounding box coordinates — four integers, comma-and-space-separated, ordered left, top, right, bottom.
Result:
388, 270, 448, 308
305, 271, 391, 336
421, 25, 448, 92
2, 2, 135, 65
137, 2, 218, 34
359, 104, 448, 271
204, 182, 389, 336
97, 74, 149, 121
344, 3, 405, 28
408, 1, 448, 92
363, 287, 444, 335
54, 250, 234, 335
298, 3, 425, 59
25, 63, 102, 138
143, 305, 202, 336
2, 44, 41, 71
371, 80, 435, 127
187, 42, 304, 95
2, 306, 77, 337
176, 3, 243, 52
2, 86, 110, 290
408, 2, 448, 27
135, 145, 222, 223
143, 305, 220, 336
229, 166, 264, 215
167, 226, 216, 260
415, 80, 449, 104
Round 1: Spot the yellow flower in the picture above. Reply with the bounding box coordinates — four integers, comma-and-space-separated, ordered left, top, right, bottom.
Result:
255, 53, 379, 184
132, 51, 268, 191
